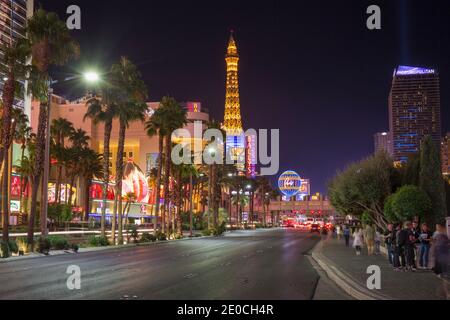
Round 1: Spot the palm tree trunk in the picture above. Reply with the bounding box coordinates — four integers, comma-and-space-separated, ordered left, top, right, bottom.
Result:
1, 75, 15, 244
28, 101, 48, 246
68, 174, 76, 207
162, 134, 171, 234
111, 195, 117, 244
101, 120, 112, 237
154, 134, 163, 234
189, 172, 193, 237
19, 146, 25, 214
116, 122, 126, 245
212, 163, 218, 229
84, 178, 90, 221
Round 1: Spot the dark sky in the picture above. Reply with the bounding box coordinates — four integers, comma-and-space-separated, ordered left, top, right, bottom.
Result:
40, 0, 450, 194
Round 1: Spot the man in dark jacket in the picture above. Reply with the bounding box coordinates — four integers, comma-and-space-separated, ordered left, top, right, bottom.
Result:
396, 223, 408, 270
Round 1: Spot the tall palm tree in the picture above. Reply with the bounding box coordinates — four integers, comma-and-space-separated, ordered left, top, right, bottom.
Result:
110, 57, 148, 245
0, 38, 30, 245
158, 97, 187, 234
78, 148, 103, 221
256, 176, 271, 226
85, 96, 119, 237
26, 9, 80, 246
145, 107, 166, 234
50, 118, 74, 203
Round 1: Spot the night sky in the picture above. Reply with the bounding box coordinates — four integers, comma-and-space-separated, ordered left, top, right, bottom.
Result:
40, 0, 449, 194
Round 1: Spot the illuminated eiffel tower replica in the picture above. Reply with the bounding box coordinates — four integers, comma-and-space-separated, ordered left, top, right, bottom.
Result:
223, 31, 245, 172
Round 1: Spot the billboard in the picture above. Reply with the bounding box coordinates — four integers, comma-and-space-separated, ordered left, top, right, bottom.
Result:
246, 134, 257, 178
278, 170, 302, 199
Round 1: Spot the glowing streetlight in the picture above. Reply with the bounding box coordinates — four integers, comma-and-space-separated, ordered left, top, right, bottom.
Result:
84, 71, 100, 83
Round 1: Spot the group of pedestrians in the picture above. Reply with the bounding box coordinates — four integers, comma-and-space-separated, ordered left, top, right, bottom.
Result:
384, 221, 449, 277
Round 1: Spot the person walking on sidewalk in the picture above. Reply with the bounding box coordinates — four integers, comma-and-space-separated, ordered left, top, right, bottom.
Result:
343, 225, 350, 247
385, 223, 394, 265
418, 223, 432, 269
431, 223, 449, 278
336, 224, 341, 240
364, 224, 375, 255
353, 228, 363, 255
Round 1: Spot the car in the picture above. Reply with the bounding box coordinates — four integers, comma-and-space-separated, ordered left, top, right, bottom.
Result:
310, 224, 321, 233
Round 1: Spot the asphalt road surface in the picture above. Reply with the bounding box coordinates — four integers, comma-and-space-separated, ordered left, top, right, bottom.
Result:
0, 228, 351, 300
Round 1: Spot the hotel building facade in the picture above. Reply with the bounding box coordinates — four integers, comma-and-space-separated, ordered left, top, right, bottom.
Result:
388, 66, 441, 163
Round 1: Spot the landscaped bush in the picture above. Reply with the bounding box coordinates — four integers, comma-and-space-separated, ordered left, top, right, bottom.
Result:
8, 240, 18, 254
71, 243, 79, 253
130, 225, 139, 243
254, 223, 264, 229
87, 235, 109, 247
0, 241, 10, 258
140, 232, 156, 243
47, 236, 69, 250
201, 229, 212, 236
16, 237, 29, 254
155, 231, 166, 241
37, 237, 51, 255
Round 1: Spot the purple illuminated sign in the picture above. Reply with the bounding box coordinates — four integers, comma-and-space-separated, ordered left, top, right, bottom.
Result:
396, 66, 435, 76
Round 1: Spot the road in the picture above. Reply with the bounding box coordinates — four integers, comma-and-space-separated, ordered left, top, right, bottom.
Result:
0, 228, 351, 300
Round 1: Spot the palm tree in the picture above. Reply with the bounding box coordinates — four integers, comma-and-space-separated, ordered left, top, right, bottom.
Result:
256, 176, 271, 226
26, 9, 80, 246
0, 38, 30, 245
13, 118, 32, 215
85, 96, 119, 238
50, 118, 74, 203
159, 97, 187, 234
110, 57, 148, 245
145, 107, 166, 234
78, 148, 103, 221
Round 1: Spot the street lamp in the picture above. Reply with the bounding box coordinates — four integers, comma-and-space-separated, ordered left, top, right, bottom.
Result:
41, 71, 100, 236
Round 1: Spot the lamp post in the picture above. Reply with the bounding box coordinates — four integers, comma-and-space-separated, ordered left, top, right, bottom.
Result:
40, 72, 100, 237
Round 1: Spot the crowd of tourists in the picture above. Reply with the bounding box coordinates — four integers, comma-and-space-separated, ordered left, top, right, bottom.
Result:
335, 221, 449, 278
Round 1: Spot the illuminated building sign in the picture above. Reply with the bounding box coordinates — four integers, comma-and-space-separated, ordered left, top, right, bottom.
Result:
278, 171, 302, 199
295, 178, 310, 200
186, 101, 201, 113
246, 134, 257, 178
226, 134, 245, 171
122, 160, 150, 203
396, 66, 435, 76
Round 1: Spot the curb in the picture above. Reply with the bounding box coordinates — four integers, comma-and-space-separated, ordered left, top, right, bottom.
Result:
310, 240, 391, 300
0, 233, 210, 263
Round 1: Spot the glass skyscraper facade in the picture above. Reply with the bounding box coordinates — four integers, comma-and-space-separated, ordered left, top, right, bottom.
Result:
0, 0, 33, 114
388, 65, 441, 163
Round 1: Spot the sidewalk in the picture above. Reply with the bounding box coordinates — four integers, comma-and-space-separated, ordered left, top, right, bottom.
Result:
312, 236, 449, 300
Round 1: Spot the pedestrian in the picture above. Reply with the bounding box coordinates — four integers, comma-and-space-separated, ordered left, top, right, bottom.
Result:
385, 223, 394, 265
364, 223, 375, 255
418, 223, 432, 269
375, 228, 381, 255
353, 228, 363, 255
394, 223, 406, 271
431, 223, 449, 278
336, 224, 341, 240
403, 221, 417, 271
412, 221, 420, 267
343, 225, 350, 247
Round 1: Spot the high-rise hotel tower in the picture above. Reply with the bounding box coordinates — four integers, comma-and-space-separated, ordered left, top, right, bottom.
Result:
388, 66, 441, 163
0, 0, 34, 117
223, 31, 245, 171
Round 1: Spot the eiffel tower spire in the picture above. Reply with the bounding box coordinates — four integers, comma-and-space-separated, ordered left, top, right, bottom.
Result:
223, 30, 243, 135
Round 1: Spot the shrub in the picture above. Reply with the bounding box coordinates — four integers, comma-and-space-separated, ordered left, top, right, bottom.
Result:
155, 231, 166, 241
0, 241, 10, 258
71, 243, 79, 253
87, 235, 109, 247
201, 229, 212, 236
37, 237, 51, 255
48, 236, 69, 250
8, 240, 19, 254
16, 237, 29, 254
140, 232, 156, 243
254, 223, 263, 229
130, 225, 139, 243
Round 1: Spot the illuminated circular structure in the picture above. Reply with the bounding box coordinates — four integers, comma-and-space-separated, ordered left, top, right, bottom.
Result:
278, 170, 302, 199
